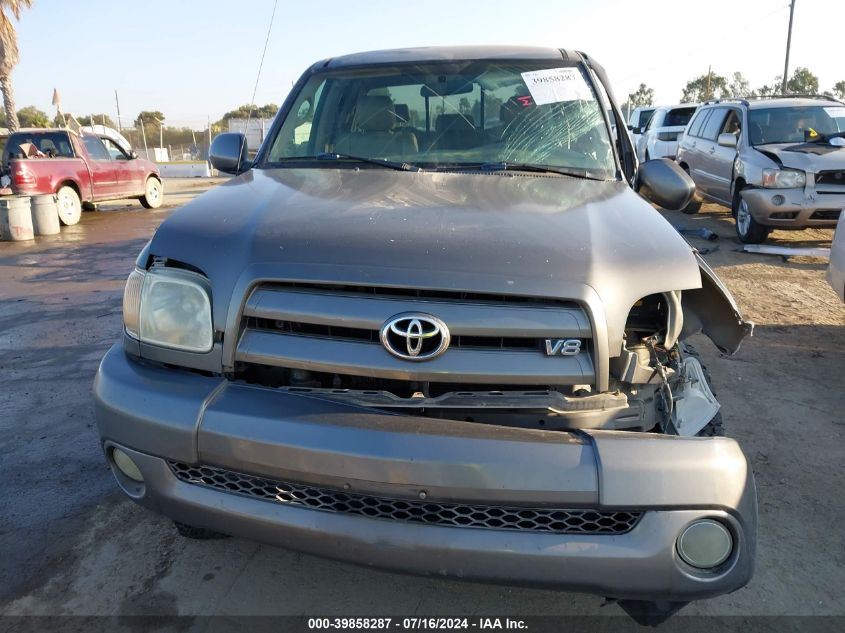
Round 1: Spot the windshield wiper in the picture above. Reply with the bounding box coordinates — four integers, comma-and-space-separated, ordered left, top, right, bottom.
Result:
442, 162, 607, 181
315, 152, 420, 171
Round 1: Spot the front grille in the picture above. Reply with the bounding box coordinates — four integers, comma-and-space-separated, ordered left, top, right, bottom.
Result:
169, 462, 641, 535
234, 282, 597, 389
247, 317, 549, 352
816, 170, 845, 186
810, 209, 842, 221
261, 282, 580, 308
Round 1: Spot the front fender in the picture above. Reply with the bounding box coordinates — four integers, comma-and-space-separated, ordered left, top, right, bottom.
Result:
681, 253, 753, 354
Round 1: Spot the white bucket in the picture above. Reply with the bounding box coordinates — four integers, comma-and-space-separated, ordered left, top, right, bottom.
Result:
31, 194, 61, 235
0, 196, 34, 241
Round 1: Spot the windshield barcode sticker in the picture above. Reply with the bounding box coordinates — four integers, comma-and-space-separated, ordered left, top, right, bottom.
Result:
520, 68, 593, 106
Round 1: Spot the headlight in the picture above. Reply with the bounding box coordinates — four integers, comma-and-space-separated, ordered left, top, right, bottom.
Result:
761, 168, 805, 189
123, 267, 213, 353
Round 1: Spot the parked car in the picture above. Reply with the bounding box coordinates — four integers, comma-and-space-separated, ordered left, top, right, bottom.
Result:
677, 96, 845, 242
93, 46, 756, 624
3, 128, 163, 225
636, 103, 699, 162
627, 105, 656, 149
828, 210, 845, 301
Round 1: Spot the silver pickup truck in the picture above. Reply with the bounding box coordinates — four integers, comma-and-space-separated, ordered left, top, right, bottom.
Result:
93, 46, 756, 623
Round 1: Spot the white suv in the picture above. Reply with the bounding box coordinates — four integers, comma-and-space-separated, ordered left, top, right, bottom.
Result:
627, 106, 656, 149
637, 104, 699, 162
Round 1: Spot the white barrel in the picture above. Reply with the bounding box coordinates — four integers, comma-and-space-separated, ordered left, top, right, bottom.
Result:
31, 194, 61, 235
0, 196, 34, 241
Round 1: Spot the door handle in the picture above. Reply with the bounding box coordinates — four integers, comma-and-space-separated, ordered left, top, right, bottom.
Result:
708, 147, 716, 154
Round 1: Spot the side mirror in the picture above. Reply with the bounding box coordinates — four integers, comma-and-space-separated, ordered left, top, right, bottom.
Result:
129, 150, 138, 159
717, 132, 738, 148
637, 158, 694, 211
632, 127, 642, 135
210, 132, 250, 174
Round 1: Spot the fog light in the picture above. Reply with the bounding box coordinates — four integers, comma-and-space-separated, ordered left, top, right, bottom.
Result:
771, 194, 785, 206
677, 519, 732, 569
112, 448, 144, 482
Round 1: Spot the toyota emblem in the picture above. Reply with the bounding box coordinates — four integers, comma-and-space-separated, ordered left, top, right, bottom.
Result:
380, 313, 450, 361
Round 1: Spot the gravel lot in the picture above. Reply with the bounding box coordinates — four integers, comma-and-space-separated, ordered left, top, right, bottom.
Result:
1, 178, 843, 628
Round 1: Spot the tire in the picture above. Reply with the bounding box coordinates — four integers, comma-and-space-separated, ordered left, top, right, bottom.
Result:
617, 600, 688, 625
82, 201, 97, 212
56, 185, 82, 226
173, 521, 229, 540
140, 176, 163, 209
733, 187, 769, 244
681, 196, 702, 214
697, 411, 725, 437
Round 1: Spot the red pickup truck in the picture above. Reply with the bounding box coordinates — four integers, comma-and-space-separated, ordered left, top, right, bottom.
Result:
3, 128, 163, 225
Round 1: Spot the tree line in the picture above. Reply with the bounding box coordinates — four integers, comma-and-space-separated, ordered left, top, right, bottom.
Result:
3, 103, 280, 134
624, 67, 845, 113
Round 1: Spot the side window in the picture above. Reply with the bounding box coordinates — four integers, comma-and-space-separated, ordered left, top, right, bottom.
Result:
638, 109, 654, 129
688, 109, 710, 137
82, 135, 111, 161
720, 109, 742, 136
701, 108, 728, 141
102, 138, 129, 160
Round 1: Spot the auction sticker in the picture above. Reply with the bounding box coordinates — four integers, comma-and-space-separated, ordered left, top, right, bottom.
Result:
521, 68, 593, 105
824, 106, 845, 118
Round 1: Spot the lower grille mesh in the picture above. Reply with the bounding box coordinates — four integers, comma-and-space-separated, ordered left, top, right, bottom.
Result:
169, 462, 641, 535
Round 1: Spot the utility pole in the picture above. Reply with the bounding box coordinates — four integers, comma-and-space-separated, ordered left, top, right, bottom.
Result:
706, 66, 712, 100
115, 90, 122, 131
139, 118, 149, 158
782, 0, 796, 94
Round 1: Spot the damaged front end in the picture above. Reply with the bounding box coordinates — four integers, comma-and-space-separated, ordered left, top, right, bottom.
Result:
230, 255, 752, 438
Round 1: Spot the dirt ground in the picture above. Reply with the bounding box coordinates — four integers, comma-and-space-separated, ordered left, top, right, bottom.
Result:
0, 179, 843, 628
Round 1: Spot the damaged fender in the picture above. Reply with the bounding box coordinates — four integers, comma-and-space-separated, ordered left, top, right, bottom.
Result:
681, 253, 754, 354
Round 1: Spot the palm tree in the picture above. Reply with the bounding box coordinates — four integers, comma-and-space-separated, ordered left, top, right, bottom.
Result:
0, 0, 33, 132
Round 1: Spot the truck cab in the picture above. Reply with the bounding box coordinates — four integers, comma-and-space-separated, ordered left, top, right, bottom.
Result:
4, 128, 163, 225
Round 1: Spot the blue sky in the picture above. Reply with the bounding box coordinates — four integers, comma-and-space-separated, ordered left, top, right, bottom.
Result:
11, 0, 845, 129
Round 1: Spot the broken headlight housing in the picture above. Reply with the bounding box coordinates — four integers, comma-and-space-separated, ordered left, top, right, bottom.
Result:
123, 267, 213, 353
761, 168, 806, 189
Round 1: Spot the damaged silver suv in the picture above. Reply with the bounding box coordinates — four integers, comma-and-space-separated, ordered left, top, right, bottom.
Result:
94, 47, 756, 623
677, 96, 845, 242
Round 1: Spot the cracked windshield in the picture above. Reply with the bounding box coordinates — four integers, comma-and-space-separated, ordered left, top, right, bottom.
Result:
266, 62, 615, 177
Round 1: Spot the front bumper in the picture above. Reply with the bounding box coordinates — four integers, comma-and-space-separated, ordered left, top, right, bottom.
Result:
742, 188, 844, 228
94, 344, 757, 601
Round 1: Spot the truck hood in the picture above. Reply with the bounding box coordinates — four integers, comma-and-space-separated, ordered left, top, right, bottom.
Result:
149, 168, 706, 354
756, 143, 845, 172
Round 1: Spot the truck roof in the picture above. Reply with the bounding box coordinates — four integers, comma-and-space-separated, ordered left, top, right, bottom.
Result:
321, 46, 576, 68
8, 128, 75, 136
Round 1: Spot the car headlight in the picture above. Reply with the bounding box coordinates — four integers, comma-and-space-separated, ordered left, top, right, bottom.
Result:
123, 267, 213, 353
761, 168, 806, 189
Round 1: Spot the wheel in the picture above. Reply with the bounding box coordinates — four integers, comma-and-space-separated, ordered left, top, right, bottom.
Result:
56, 185, 82, 226
681, 196, 702, 214
140, 176, 163, 209
733, 188, 769, 244
617, 600, 688, 625
677, 166, 702, 214
173, 521, 229, 540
